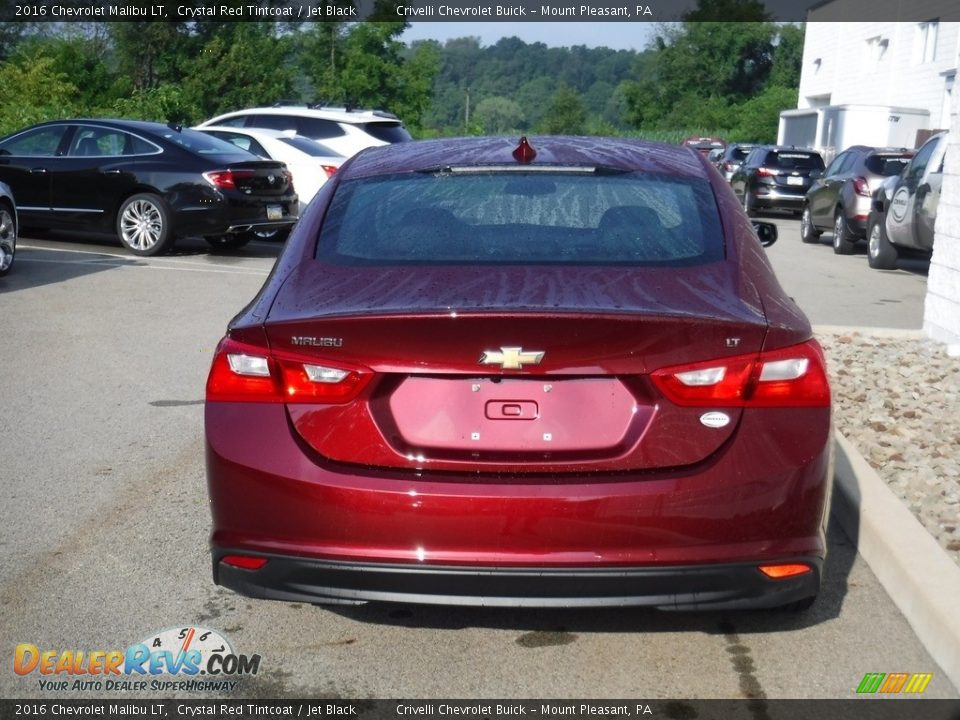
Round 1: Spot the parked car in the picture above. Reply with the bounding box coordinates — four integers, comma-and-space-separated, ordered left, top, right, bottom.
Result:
197, 105, 411, 158
197, 126, 344, 213
0, 120, 299, 256
205, 135, 832, 611
715, 143, 757, 181
866, 132, 946, 269
800, 145, 913, 254
731, 146, 825, 216
0, 181, 16, 277
681, 136, 726, 157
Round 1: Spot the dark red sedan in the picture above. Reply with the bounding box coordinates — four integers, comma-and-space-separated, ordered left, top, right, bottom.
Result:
205, 136, 832, 610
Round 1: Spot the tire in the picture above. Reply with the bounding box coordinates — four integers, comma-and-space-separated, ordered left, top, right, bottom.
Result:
117, 193, 173, 256
800, 205, 821, 244
867, 215, 898, 270
205, 233, 253, 252
832, 209, 856, 255
0, 204, 15, 277
742, 190, 756, 217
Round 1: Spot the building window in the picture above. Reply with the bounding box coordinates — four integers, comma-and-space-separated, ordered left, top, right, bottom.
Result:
865, 36, 889, 72
915, 20, 938, 63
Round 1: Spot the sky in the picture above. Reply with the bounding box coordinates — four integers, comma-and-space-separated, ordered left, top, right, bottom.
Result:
401, 22, 658, 51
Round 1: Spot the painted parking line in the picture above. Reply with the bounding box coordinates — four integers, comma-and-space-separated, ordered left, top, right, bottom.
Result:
17, 244, 271, 276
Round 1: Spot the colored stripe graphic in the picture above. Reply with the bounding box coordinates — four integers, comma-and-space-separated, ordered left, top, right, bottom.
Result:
857, 673, 885, 694
903, 673, 933, 693
857, 672, 932, 694
880, 673, 909, 693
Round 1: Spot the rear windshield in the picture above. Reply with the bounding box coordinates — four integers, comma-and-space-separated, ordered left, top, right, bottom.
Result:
865, 154, 912, 176
362, 122, 413, 144
279, 137, 343, 157
316, 171, 724, 266
728, 146, 753, 161
160, 128, 253, 158
765, 151, 824, 170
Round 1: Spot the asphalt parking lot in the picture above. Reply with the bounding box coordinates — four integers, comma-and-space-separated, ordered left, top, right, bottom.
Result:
0, 225, 957, 700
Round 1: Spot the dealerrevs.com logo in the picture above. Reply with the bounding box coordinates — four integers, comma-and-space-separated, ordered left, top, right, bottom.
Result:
14, 626, 260, 693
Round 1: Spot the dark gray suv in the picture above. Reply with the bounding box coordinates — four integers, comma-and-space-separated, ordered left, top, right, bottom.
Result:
730, 146, 824, 216
801, 146, 913, 255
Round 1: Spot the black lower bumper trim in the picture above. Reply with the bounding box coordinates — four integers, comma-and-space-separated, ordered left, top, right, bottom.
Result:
212, 551, 822, 610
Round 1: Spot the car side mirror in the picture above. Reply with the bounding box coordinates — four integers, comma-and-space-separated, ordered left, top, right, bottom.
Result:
809, 169, 824, 180
752, 221, 778, 248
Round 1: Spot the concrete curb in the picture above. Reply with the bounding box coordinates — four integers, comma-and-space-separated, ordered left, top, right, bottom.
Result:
814, 324, 927, 339
831, 431, 960, 691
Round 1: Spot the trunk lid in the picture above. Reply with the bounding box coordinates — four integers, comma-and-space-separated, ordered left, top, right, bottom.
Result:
264, 262, 768, 473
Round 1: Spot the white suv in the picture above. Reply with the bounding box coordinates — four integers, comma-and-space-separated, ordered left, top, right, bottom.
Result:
197, 105, 411, 158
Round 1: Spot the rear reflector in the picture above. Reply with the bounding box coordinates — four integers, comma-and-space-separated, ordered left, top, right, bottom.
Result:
222, 555, 268, 570
651, 340, 830, 408
206, 337, 372, 404
758, 563, 812, 579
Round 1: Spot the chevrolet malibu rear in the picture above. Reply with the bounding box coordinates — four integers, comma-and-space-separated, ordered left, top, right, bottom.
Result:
205, 137, 832, 610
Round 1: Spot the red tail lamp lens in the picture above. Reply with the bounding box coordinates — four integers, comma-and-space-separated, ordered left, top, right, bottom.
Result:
650, 340, 831, 408
513, 136, 537, 164
758, 564, 812, 579
222, 555, 268, 570
321, 165, 338, 178
205, 337, 372, 404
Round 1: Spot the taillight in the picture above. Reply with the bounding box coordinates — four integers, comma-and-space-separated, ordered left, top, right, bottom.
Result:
757, 167, 777, 177
321, 165, 338, 178
853, 176, 871, 197
758, 563, 812, 579
203, 169, 256, 190
206, 337, 372, 404
723, 161, 734, 172
222, 555, 268, 570
650, 340, 830, 408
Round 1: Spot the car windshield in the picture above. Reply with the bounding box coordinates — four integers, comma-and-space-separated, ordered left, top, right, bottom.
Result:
768, 151, 824, 170
865, 154, 912, 176
159, 128, 254, 157
316, 171, 724, 266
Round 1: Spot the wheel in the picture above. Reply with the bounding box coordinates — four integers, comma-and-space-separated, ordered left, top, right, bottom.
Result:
867, 215, 898, 270
205, 233, 253, 252
0, 204, 15, 276
800, 205, 820, 244
117, 193, 173, 256
832, 209, 856, 255
742, 190, 756, 217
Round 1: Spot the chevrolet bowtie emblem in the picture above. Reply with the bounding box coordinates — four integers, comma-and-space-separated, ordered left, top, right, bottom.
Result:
479, 347, 545, 370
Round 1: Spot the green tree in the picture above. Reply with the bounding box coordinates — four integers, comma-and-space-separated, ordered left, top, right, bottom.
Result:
540, 85, 586, 135
474, 96, 524, 134
0, 54, 78, 134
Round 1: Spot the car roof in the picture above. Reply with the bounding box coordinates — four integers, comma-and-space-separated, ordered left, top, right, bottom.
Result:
340, 136, 710, 180
10, 118, 184, 134
208, 106, 401, 124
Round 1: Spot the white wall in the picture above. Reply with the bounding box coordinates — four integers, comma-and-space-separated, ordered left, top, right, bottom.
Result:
799, 20, 958, 131
924, 82, 960, 348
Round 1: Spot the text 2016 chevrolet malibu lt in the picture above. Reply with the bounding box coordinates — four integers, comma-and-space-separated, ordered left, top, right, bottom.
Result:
205, 136, 832, 610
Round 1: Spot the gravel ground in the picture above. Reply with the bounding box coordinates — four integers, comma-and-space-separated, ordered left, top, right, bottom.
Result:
817, 329, 960, 566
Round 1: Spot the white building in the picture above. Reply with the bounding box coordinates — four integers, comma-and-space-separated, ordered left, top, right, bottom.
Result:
794, 3, 960, 347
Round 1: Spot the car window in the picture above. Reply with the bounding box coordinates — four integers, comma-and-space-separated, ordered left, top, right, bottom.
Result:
206, 132, 270, 158
317, 172, 724, 267
0, 126, 69, 156
361, 122, 412, 144
864, 154, 912, 176
824, 153, 847, 177
296, 118, 347, 140
744, 148, 765, 167
279, 137, 344, 157
729, 146, 753, 162
68, 127, 155, 157
766, 151, 824, 171
907, 138, 938, 179
838, 152, 859, 173
217, 116, 248, 128
245, 114, 299, 133
159, 128, 253, 157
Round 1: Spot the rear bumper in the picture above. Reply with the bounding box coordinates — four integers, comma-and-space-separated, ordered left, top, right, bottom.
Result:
213, 553, 823, 610
750, 188, 806, 210
206, 403, 832, 609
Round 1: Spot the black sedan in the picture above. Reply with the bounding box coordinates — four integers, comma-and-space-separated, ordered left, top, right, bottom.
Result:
0, 119, 299, 256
